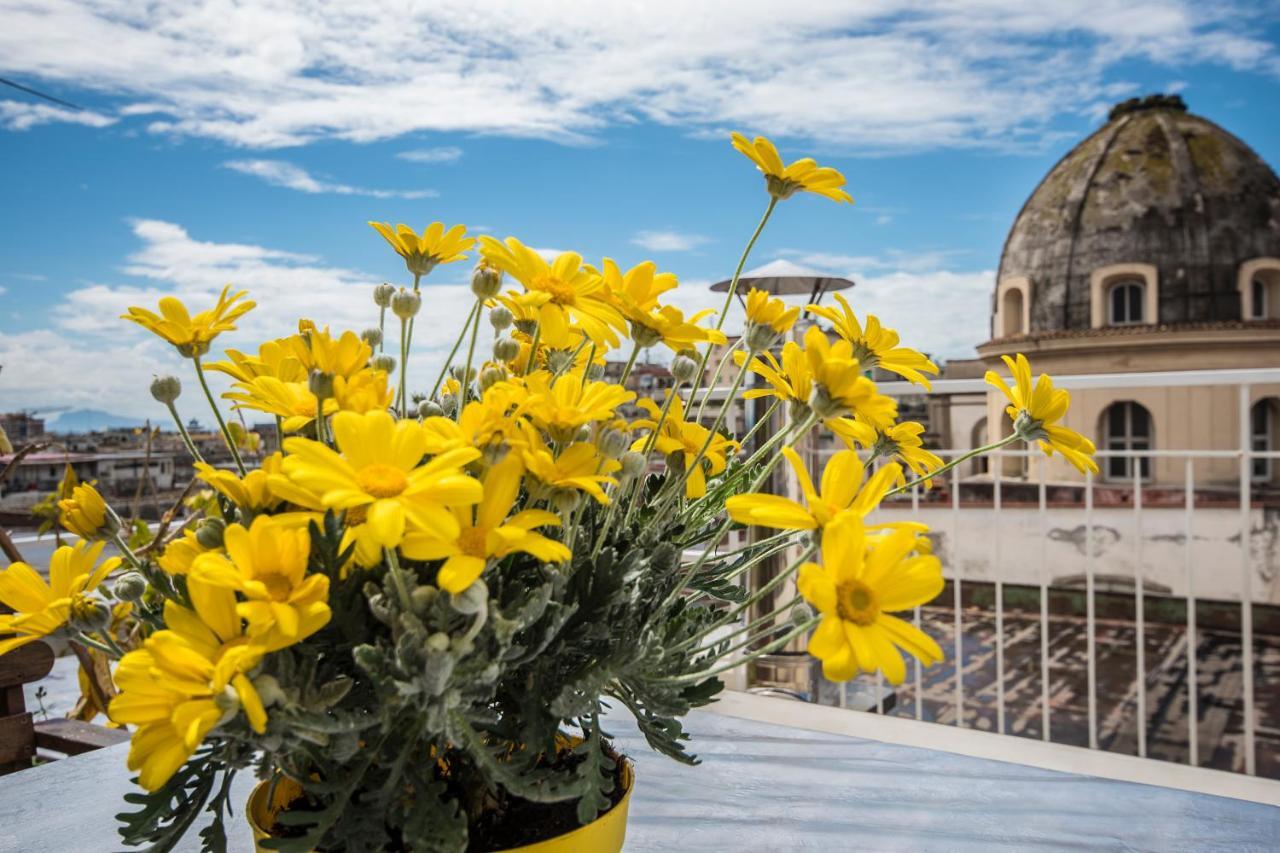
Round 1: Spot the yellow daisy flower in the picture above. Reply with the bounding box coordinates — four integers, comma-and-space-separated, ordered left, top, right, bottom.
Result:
276, 410, 483, 551
518, 371, 636, 442
369, 221, 476, 277
190, 517, 331, 648
806, 293, 939, 388
0, 541, 121, 655
986, 354, 1099, 474
479, 236, 626, 348
726, 447, 900, 532
157, 529, 218, 575
630, 393, 739, 499
745, 288, 800, 334
108, 581, 276, 792
121, 285, 255, 357
803, 326, 897, 429
58, 481, 113, 540
520, 426, 621, 505
204, 338, 309, 384
625, 304, 727, 353
734, 342, 812, 405
797, 517, 944, 684
601, 258, 679, 315
878, 422, 944, 487
730, 132, 853, 204
400, 454, 570, 593
195, 452, 286, 512
224, 376, 338, 434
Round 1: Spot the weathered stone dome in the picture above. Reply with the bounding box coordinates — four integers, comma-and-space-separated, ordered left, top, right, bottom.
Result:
996, 94, 1280, 333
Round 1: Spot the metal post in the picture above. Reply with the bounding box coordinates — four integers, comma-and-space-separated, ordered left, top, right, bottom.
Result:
1184, 456, 1198, 766
1134, 464, 1146, 759
1238, 385, 1256, 776
1086, 471, 1097, 750
1039, 461, 1051, 742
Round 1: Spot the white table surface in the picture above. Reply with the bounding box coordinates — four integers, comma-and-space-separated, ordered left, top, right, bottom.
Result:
2, 699, 1277, 852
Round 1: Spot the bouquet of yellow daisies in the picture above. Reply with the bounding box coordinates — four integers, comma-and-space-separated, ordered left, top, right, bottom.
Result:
0, 133, 1095, 852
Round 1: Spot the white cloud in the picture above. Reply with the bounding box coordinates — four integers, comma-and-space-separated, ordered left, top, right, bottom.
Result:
223, 159, 435, 199
0, 99, 115, 130
630, 230, 710, 252
0, 2, 1274, 151
0, 220, 475, 420
396, 146, 463, 164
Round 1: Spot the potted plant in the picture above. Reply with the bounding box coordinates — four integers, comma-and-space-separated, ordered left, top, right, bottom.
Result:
0, 132, 1096, 851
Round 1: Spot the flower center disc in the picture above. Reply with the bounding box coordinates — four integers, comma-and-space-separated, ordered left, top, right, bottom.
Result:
458, 526, 489, 558
259, 572, 293, 601
836, 579, 879, 626
533, 275, 577, 305
356, 464, 409, 499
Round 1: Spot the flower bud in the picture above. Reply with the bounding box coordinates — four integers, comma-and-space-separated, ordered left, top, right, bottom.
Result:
599, 429, 629, 459
670, 353, 699, 385
309, 369, 335, 399
373, 283, 396, 308
450, 365, 477, 385
196, 517, 226, 549
745, 322, 780, 353
418, 400, 444, 418
440, 393, 459, 417
479, 366, 506, 392
391, 288, 422, 320
449, 579, 488, 614
361, 327, 383, 348
550, 488, 581, 514
371, 354, 397, 374
493, 335, 521, 363
470, 263, 503, 299
426, 631, 451, 652
69, 596, 112, 634
488, 305, 514, 331
150, 375, 182, 405
411, 585, 439, 616
621, 451, 647, 479
514, 318, 538, 336
546, 349, 575, 375
112, 572, 148, 602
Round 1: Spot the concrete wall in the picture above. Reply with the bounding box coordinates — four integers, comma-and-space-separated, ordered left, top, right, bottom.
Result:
873, 504, 1280, 605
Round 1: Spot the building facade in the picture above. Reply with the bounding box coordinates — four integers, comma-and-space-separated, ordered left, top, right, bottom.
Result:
974, 94, 1280, 489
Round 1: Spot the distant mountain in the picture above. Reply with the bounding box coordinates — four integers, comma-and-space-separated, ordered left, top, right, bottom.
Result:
46, 409, 147, 433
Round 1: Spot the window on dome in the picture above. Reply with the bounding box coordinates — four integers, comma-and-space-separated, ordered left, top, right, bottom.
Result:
1002, 288, 1024, 336
1108, 280, 1145, 325
1101, 401, 1152, 481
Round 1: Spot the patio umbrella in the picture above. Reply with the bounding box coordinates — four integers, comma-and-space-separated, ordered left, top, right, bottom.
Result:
710, 259, 853, 306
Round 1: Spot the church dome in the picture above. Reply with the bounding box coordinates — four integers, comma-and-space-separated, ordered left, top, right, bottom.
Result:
994, 94, 1280, 335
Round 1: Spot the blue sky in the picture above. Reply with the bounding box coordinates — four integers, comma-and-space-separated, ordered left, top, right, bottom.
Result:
1, 1, 1279, 423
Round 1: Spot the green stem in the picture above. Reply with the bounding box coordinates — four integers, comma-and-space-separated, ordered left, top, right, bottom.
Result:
693, 339, 742, 419
74, 634, 121, 659
457, 298, 483, 421
384, 547, 413, 612
623, 383, 683, 527
314, 392, 330, 445
429, 300, 480, 400
739, 399, 780, 450
164, 401, 204, 464
660, 353, 752, 512
617, 340, 642, 386
398, 315, 410, 418
523, 323, 542, 375
660, 615, 821, 686
404, 271, 422, 377
378, 306, 386, 353
884, 433, 1020, 497
715, 197, 777, 332
192, 356, 245, 475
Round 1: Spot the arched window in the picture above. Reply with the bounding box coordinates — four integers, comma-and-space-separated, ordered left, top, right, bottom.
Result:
1253, 277, 1270, 320
1002, 289, 1024, 336
1102, 401, 1152, 481
1108, 280, 1145, 325
1252, 400, 1276, 482
971, 417, 989, 475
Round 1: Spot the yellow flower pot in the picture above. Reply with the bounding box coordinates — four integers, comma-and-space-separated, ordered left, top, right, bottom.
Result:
247, 760, 634, 853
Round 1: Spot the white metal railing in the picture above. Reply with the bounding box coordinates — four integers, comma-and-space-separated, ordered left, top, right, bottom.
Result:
800, 367, 1280, 781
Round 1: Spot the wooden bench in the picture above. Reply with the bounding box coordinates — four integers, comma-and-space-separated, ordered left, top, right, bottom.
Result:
0, 641, 130, 775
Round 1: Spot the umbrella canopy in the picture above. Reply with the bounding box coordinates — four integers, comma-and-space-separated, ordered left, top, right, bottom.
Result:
710, 259, 853, 303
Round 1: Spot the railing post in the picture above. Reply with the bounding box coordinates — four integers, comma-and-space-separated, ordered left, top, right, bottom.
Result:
952, 463, 964, 728
1184, 456, 1198, 767
994, 454, 1005, 736
1039, 462, 1050, 742
1238, 385, 1256, 776
1086, 470, 1097, 751
1134, 463, 1146, 759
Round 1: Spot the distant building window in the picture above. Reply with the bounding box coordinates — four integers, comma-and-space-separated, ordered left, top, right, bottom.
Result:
1252, 277, 1269, 320
1108, 280, 1145, 325
1252, 400, 1274, 482
1001, 288, 1024, 336
1102, 401, 1152, 481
